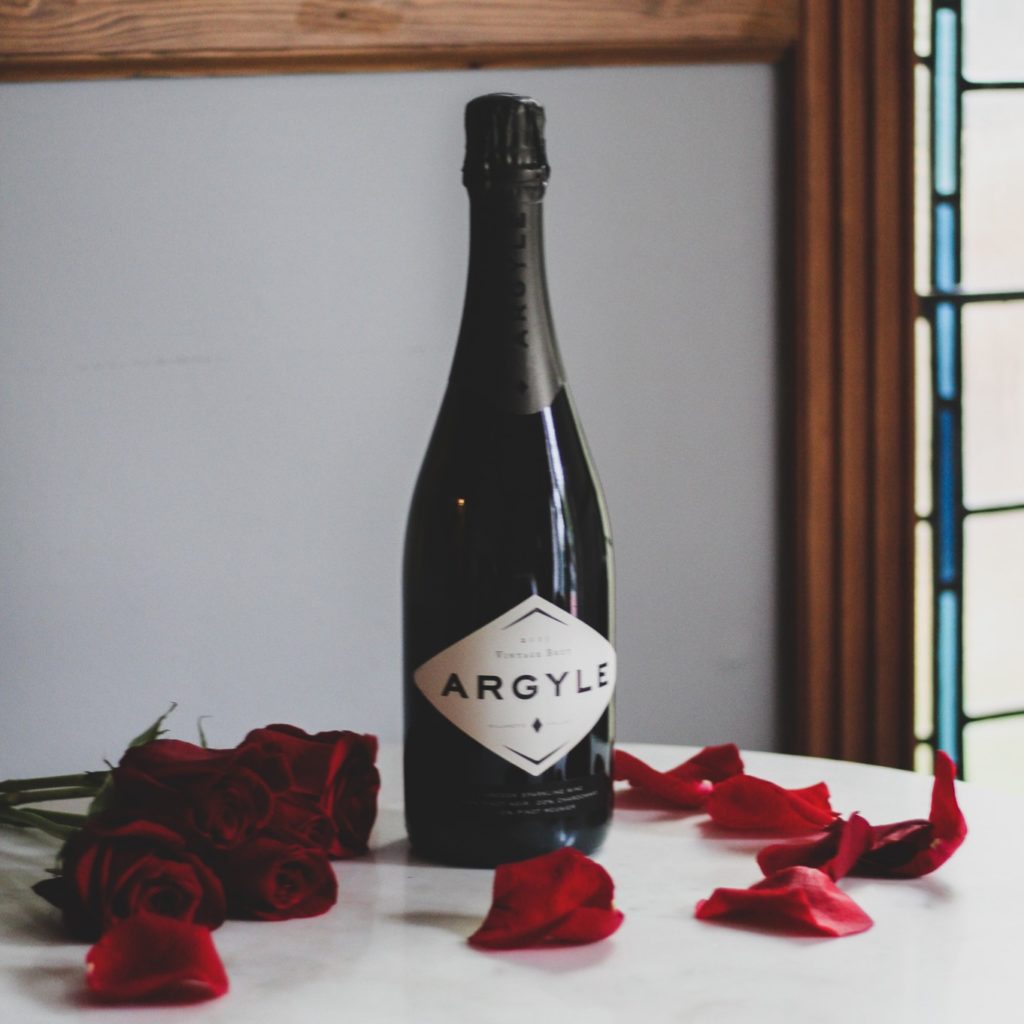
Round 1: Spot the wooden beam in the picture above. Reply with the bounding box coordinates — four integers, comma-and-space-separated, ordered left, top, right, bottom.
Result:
0, 0, 798, 81
781, 0, 916, 767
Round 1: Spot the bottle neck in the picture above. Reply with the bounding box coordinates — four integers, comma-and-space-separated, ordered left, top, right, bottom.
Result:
450, 182, 565, 414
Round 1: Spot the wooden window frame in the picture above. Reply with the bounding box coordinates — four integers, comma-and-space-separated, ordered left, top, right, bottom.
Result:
0, 0, 915, 766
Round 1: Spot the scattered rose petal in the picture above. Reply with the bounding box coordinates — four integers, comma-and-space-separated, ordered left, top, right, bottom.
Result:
854, 752, 967, 878
755, 754, 967, 880
613, 750, 713, 808
671, 743, 745, 783
757, 813, 873, 881
468, 848, 624, 950
695, 866, 873, 937
613, 744, 743, 808
707, 775, 837, 833
85, 915, 228, 1002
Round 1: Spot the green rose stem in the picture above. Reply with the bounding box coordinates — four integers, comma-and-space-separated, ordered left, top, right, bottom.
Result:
0, 705, 176, 845
3, 786, 103, 805
0, 805, 84, 841
0, 772, 107, 794
0, 771, 107, 840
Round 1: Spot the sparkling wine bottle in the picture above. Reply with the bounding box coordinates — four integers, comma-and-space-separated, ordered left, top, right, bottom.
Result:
403, 93, 615, 867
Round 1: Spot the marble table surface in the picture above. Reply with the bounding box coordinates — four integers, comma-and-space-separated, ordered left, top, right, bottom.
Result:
0, 743, 1018, 1023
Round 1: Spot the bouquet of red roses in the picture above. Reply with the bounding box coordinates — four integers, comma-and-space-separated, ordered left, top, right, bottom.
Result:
0, 709, 379, 1002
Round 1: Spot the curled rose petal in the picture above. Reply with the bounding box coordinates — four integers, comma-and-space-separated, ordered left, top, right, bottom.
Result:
756, 755, 967, 881
674, 743, 746, 783
757, 812, 873, 881
468, 848, 624, 950
614, 745, 743, 808
695, 866, 873, 937
85, 915, 228, 1003
706, 775, 837, 833
854, 752, 967, 879
613, 750, 713, 808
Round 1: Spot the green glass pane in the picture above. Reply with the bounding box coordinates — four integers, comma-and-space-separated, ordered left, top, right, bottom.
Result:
915, 317, 933, 518
915, 0, 932, 58
962, 92, 1024, 291
914, 742, 934, 776
963, 0, 1024, 82
964, 716, 1024, 793
962, 303, 1024, 510
914, 64, 932, 297
964, 510, 1024, 717
915, 522, 935, 740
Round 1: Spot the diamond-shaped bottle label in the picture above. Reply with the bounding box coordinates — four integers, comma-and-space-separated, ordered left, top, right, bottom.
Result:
413, 595, 616, 776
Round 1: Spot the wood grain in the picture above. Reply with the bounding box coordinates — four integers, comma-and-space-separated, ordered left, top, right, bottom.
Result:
0, 0, 798, 80
869, 0, 916, 767
783, 0, 838, 760
781, 0, 916, 767
837, 0, 870, 759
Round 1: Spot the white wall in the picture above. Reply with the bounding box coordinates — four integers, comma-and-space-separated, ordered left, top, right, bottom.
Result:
0, 65, 777, 776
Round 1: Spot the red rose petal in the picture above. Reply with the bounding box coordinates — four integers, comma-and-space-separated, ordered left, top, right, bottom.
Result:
756, 755, 967, 881
85, 915, 228, 1003
854, 752, 967, 879
707, 775, 837, 833
673, 743, 745, 783
613, 749, 714, 808
757, 812, 873, 881
468, 848, 624, 950
695, 866, 873, 937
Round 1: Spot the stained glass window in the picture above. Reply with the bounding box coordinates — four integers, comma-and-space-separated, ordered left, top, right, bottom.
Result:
916, 0, 1024, 792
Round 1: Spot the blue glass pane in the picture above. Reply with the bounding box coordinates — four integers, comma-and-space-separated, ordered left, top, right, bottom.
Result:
936, 408, 958, 584
937, 590, 961, 765
934, 7, 959, 196
934, 301, 958, 399
934, 202, 957, 292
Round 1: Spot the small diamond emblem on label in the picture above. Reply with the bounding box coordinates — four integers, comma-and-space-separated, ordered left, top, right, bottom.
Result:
413, 595, 616, 776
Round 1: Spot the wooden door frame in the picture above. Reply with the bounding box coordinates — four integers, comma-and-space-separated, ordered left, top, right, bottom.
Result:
0, 0, 916, 766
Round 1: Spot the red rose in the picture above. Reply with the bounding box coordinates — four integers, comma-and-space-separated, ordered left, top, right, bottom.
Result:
266, 796, 339, 854
36, 817, 226, 941
241, 725, 380, 858
112, 739, 287, 850
217, 838, 338, 920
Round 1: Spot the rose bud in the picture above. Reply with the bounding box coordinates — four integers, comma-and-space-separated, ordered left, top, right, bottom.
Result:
34, 817, 226, 941
113, 739, 286, 850
217, 838, 338, 920
267, 796, 339, 854
240, 725, 380, 858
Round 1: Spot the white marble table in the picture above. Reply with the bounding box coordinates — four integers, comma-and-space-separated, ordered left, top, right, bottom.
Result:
0, 743, 1018, 1023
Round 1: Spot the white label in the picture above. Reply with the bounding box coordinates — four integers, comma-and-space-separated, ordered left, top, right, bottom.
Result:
413, 595, 616, 776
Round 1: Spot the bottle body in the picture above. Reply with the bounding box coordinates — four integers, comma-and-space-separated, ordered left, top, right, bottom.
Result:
402, 94, 615, 867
